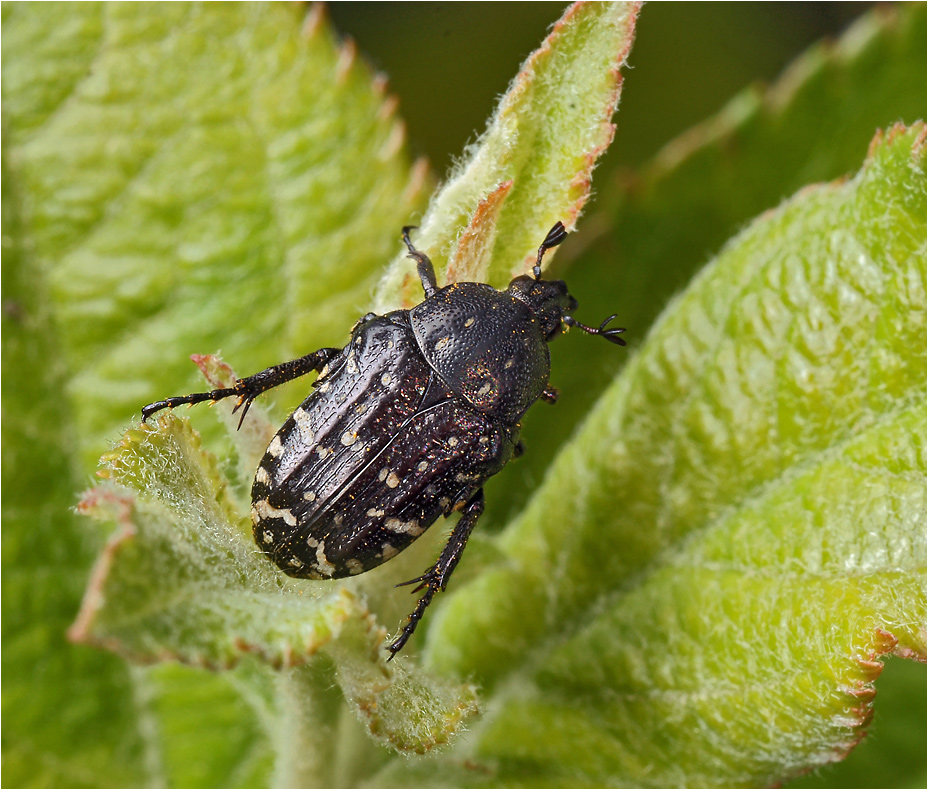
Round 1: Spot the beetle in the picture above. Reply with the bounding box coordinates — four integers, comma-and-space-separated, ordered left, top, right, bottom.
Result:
142, 222, 625, 657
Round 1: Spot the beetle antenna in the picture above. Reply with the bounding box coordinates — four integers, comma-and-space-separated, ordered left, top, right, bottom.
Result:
533, 221, 569, 279
563, 314, 626, 345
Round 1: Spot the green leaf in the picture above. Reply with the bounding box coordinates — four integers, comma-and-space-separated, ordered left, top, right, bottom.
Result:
142, 662, 275, 787
4, 2, 923, 787
788, 655, 926, 789
70, 418, 353, 668
428, 124, 926, 785
2, 101, 148, 788
372, 0, 640, 307
1, 2, 433, 470
509, 3, 928, 524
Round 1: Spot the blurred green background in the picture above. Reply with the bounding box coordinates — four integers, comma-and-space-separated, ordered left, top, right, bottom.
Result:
328, 2, 878, 173
326, 4, 924, 789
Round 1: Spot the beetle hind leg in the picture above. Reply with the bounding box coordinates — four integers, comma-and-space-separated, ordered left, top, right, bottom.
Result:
388, 489, 485, 658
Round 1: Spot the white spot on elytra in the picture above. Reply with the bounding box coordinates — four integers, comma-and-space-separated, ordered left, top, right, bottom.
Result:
381, 373, 393, 386
385, 518, 423, 536
346, 354, 359, 374
378, 467, 389, 482
448, 437, 459, 447
340, 430, 357, 446
417, 461, 428, 472
293, 408, 315, 444
435, 336, 450, 351
346, 559, 365, 575
253, 499, 298, 527
316, 446, 333, 459
267, 435, 284, 458
366, 508, 385, 518
312, 541, 336, 577
464, 317, 475, 328
288, 557, 304, 568
263, 530, 273, 544
477, 382, 492, 397
303, 490, 317, 502
386, 472, 400, 488
504, 358, 515, 369
380, 544, 399, 560
255, 466, 270, 485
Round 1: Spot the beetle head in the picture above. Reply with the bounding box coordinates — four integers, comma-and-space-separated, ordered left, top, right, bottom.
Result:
506, 222, 626, 346
507, 275, 578, 341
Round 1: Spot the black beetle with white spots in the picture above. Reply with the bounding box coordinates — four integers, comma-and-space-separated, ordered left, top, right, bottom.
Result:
142, 222, 625, 657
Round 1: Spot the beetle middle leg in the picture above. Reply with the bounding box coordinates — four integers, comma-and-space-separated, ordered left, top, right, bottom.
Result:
141, 347, 341, 426
388, 489, 485, 658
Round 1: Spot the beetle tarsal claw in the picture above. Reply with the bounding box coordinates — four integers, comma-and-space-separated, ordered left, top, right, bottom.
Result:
395, 570, 433, 591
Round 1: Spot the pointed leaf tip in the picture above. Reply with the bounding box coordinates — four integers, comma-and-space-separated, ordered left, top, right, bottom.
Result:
374, 1, 640, 306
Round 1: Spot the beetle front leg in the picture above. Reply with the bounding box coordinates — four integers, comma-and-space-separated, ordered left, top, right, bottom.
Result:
141, 347, 341, 426
388, 489, 485, 658
402, 226, 439, 298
